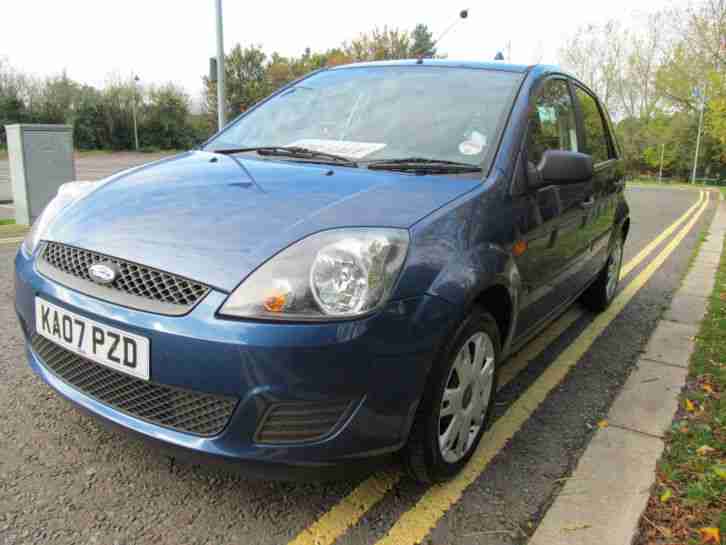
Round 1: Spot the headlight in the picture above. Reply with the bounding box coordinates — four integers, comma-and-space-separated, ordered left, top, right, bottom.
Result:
22, 181, 100, 255
219, 228, 409, 320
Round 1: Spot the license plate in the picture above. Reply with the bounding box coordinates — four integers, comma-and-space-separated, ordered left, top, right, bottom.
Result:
35, 298, 150, 380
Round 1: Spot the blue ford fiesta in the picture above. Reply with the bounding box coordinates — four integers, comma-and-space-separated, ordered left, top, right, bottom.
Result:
15, 60, 628, 482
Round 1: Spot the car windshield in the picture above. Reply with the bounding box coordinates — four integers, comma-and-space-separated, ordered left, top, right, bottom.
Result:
204, 65, 523, 168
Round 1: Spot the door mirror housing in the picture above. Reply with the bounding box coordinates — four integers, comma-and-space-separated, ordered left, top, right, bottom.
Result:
531, 150, 594, 187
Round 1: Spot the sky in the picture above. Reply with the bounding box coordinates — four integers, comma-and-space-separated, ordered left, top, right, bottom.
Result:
2, 0, 690, 101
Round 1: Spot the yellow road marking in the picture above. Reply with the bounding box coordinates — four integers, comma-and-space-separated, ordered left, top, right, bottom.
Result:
620, 190, 703, 278
499, 307, 581, 388
286, 190, 705, 545
288, 470, 401, 545
374, 191, 709, 545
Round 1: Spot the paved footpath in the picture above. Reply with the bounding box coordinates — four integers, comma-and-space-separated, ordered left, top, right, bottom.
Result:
531, 190, 725, 545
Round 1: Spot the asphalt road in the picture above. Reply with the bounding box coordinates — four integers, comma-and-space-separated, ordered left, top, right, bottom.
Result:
0, 186, 716, 545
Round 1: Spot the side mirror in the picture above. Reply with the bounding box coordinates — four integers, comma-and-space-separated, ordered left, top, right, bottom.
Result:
534, 150, 594, 186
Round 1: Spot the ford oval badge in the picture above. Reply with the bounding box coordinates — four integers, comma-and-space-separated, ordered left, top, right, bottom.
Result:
88, 262, 117, 285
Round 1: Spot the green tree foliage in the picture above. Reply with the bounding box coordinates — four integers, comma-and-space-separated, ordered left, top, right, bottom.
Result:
202, 26, 417, 127
411, 24, 437, 58
72, 85, 105, 150
0, 61, 209, 150
0, 58, 29, 145
706, 72, 726, 161
142, 83, 196, 149
344, 26, 412, 61
560, 0, 725, 179
2, 5, 721, 170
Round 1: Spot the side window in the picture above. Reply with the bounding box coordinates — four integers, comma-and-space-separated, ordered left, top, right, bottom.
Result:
574, 86, 611, 164
527, 79, 578, 165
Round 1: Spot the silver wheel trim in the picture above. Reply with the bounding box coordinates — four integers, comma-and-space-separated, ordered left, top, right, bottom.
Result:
438, 331, 496, 464
606, 239, 623, 301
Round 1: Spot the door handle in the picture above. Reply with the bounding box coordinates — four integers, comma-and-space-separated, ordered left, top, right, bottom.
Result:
580, 196, 596, 209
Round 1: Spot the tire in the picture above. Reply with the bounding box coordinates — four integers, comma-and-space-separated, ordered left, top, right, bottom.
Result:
581, 231, 625, 312
402, 307, 500, 484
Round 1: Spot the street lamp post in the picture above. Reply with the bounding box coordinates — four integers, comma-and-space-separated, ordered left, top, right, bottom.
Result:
132, 75, 140, 151
215, 0, 226, 130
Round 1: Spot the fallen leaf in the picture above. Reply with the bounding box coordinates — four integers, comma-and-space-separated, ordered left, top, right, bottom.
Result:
660, 488, 672, 503
562, 523, 591, 532
713, 466, 726, 480
685, 399, 696, 412
703, 384, 714, 395
597, 419, 609, 429
696, 445, 715, 456
698, 527, 720, 544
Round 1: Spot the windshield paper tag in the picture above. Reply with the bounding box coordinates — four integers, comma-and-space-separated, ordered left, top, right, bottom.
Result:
286, 139, 386, 160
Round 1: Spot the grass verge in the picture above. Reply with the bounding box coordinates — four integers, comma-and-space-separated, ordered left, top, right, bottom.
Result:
637, 236, 726, 544
0, 219, 15, 226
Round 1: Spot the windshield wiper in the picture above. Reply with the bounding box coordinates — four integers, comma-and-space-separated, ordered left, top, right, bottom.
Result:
211, 146, 358, 167
365, 157, 482, 173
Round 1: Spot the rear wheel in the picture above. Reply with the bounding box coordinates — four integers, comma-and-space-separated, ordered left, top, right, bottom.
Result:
403, 308, 500, 483
581, 233, 624, 312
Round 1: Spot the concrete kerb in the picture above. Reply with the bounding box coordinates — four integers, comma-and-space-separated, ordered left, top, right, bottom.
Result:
531, 198, 725, 545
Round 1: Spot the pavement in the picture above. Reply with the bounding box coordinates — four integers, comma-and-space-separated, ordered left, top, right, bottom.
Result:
531, 190, 724, 545
0, 186, 720, 545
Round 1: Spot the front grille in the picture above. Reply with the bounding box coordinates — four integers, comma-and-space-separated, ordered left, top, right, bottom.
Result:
32, 335, 238, 436
255, 400, 354, 444
40, 242, 210, 314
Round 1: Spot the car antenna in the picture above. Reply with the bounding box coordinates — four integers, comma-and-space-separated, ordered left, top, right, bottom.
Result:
418, 9, 469, 64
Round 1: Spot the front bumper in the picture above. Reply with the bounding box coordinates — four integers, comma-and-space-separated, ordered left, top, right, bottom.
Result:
15, 247, 455, 473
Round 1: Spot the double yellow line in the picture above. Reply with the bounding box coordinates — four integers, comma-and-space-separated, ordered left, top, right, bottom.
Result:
289, 190, 709, 545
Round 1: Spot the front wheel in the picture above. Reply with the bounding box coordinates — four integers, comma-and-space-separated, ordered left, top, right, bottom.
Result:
402, 308, 500, 483
581, 234, 624, 312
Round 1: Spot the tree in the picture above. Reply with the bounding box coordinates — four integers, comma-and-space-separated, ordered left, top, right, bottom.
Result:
99, 74, 139, 150
344, 27, 412, 61
38, 71, 79, 124
0, 58, 30, 144
411, 24, 436, 58
559, 16, 667, 120
73, 85, 105, 149
203, 44, 270, 125
561, 2, 724, 179
558, 21, 623, 110
706, 72, 726, 162
143, 83, 195, 149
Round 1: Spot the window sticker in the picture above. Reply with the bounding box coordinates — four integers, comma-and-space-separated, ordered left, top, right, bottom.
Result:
537, 106, 557, 123
458, 130, 487, 156
286, 139, 386, 160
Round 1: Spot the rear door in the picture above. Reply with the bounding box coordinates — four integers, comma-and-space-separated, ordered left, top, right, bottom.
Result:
571, 83, 620, 279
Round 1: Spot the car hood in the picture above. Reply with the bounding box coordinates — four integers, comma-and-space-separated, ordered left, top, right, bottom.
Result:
46, 151, 480, 292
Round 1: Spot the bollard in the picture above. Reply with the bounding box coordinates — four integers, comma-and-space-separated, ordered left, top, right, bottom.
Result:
5, 124, 75, 226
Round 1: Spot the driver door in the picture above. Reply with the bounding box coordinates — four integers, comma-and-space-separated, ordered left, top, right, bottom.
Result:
513, 77, 590, 338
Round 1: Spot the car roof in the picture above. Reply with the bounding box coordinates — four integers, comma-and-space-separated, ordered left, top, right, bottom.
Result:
331, 59, 529, 73
330, 59, 573, 80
